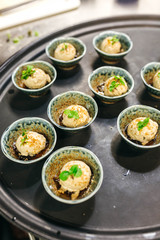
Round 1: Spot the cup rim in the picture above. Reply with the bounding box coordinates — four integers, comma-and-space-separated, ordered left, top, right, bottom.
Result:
47, 90, 98, 131
93, 30, 133, 57
45, 37, 87, 64
12, 60, 57, 93
88, 66, 134, 100
42, 146, 103, 204
117, 104, 160, 149
1, 117, 57, 164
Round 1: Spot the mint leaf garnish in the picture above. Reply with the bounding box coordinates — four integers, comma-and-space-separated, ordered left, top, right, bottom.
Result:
64, 109, 79, 119
69, 165, 78, 175
59, 171, 70, 181
59, 164, 82, 181
74, 168, 82, 178
137, 117, 150, 131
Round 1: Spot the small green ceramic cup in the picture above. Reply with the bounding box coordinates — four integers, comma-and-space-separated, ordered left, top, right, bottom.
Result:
1, 117, 57, 164
42, 146, 103, 204
47, 91, 98, 132
12, 60, 57, 97
88, 66, 134, 104
141, 62, 160, 100
46, 37, 86, 70
93, 31, 133, 64
117, 105, 160, 150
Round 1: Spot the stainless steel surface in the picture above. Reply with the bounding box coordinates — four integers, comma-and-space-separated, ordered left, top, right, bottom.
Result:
0, 0, 160, 65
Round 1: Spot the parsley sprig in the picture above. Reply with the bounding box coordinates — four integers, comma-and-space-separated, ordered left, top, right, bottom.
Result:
59, 165, 82, 181
109, 75, 125, 92
60, 43, 68, 51
137, 117, 150, 131
158, 72, 160, 79
20, 129, 28, 146
110, 35, 119, 45
64, 109, 79, 119
21, 65, 35, 80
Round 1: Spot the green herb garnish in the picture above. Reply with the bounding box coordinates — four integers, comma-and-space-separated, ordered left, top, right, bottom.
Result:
60, 43, 68, 51
64, 43, 68, 49
27, 30, 32, 37
20, 129, 28, 145
110, 35, 119, 45
137, 117, 150, 131
64, 109, 79, 119
59, 165, 82, 181
69, 165, 82, 177
34, 31, 39, 37
6, 33, 11, 42
6, 30, 39, 44
109, 75, 125, 92
59, 171, 70, 181
13, 38, 19, 44
12, 35, 24, 43
109, 81, 120, 92
113, 75, 125, 85
21, 65, 36, 80
158, 72, 160, 79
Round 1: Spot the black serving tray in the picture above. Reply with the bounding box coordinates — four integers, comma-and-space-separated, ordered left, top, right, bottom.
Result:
0, 16, 160, 240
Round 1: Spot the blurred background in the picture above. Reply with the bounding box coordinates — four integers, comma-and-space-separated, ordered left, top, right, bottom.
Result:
0, 0, 160, 65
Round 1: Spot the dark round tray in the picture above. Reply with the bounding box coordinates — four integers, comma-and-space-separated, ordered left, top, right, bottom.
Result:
0, 16, 160, 240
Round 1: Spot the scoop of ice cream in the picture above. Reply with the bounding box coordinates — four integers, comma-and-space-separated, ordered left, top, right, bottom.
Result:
23, 68, 51, 89
16, 131, 46, 156
59, 160, 91, 200
54, 42, 76, 61
104, 76, 128, 96
153, 70, 160, 89
100, 36, 121, 54
62, 105, 91, 128
127, 117, 158, 145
